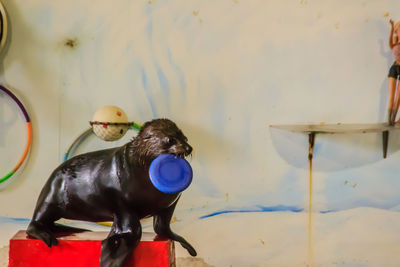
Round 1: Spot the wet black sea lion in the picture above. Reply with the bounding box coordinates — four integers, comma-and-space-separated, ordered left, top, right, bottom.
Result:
27, 118, 196, 267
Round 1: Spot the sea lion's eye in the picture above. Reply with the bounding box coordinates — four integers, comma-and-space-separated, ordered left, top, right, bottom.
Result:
168, 138, 176, 145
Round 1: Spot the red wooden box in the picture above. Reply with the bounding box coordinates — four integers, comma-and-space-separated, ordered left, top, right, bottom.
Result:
8, 230, 175, 267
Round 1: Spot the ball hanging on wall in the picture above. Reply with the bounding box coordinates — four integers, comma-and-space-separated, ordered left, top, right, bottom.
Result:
90, 106, 132, 141
64, 107, 141, 161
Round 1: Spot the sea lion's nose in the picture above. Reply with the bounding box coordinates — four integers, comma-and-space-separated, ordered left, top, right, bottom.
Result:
185, 144, 192, 154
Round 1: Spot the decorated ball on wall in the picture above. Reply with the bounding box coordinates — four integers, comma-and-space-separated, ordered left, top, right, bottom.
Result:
90, 106, 130, 141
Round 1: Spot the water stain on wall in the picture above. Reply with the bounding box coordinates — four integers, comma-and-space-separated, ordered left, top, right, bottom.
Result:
192, 11, 203, 23
344, 180, 357, 189
308, 133, 315, 267
64, 38, 79, 50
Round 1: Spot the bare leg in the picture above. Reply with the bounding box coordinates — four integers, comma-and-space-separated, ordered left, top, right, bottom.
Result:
392, 77, 400, 123
153, 198, 197, 256
100, 213, 141, 267
388, 77, 397, 125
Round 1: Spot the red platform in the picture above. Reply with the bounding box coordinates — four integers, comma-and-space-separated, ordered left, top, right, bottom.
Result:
8, 230, 175, 267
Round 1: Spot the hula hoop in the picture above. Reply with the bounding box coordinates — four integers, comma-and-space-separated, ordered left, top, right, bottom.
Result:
0, 85, 32, 183
0, 1, 8, 54
63, 122, 142, 162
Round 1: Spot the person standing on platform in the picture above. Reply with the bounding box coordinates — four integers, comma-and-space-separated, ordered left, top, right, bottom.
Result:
387, 19, 400, 125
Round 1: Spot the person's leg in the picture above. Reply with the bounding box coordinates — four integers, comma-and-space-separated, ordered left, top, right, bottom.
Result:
392, 76, 400, 123
388, 77, 397, 125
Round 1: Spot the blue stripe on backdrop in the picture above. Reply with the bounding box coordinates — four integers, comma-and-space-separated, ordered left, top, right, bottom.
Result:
199, 205, 304, 219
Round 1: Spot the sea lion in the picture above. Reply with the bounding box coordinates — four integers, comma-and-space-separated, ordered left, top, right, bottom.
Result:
27, 118, 196, 267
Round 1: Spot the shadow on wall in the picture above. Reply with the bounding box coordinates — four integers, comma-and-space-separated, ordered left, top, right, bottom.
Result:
270, 21, 400, 172
270, 127, 400, 171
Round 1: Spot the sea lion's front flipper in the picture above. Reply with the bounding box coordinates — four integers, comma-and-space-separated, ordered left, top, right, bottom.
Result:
27, 221, 58, 247
100, 213, 142, 267
153, 198, 197, 256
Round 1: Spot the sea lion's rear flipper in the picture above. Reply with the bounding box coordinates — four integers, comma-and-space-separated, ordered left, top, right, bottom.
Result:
27, 221, 58, 247
153, 198, 197, 256
50, 223, 90, 234
100, 213, 142, 267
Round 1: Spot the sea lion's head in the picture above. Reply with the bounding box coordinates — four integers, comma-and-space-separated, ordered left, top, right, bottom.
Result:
129, 118, 192, 166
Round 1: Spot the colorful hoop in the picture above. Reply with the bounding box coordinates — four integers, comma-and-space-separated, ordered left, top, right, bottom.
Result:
0, 85, 32, 183
0, 1, 8, 54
